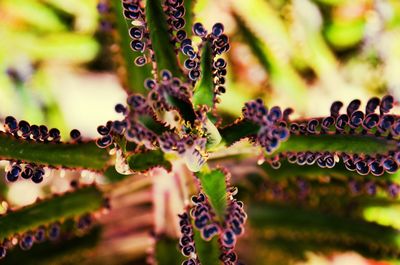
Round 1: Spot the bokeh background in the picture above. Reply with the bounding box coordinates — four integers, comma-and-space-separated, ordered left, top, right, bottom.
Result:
0, 0, 400, 264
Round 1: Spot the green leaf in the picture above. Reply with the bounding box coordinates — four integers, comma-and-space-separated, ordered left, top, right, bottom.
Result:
196, 168, 227, 222
109, 0, 152, 94
249, 203, 400, 257
0, 186, 103, 240
127, 149, 172, 172
193, 229, 221, 265
193, 40, 214, 109
0, 132, 110, 170
219, 120, 260, 147
261, 160, 400, 182
154, 236, 185, 265
146, 0, 182, 77
2, 226, 102, 265
218, 120, 397, 157
274, 134, 397, 156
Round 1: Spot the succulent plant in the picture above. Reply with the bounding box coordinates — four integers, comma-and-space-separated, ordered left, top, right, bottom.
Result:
1, 0, 400, 264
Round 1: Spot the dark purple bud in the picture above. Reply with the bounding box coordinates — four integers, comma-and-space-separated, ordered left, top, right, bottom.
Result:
30, 125, 40, 140
49, 128, 61, 141
344, 158, 356, 171
349, 111, 364, 128
35, 227, 46, 243
48, 224, 60, 241
97, 125, 110, 136
349, 180, 362, 194
176, 30, 187, 41
383, 158, 398, 173
5, 116, 18, 133
221, 229, 236, 248
129, 27, 143, 39
70, 129, 81, 141
267, 106, 282, 122
134, 56, 147, 66
362, 113, 379, 130
356, 160, 370, 175
182, 244, 195, 256
21, 164, 33, 179
213, 58, 226, 69
173, 18, 185, 30
212, 23, 224, 37
96, 135, 113, 148
161, 70, 172, 81
380, 95, 394, 114
330, 101, 343, 117
32, 167, 45, 184
201, 224, 219, 241
184, 59, 196, 70
130, 40, 144, 51
0, 246, 6, 259
335, 114, 349, 131
365, 181, 377, 195
18, 120, 30, 135
19, 234, 34, 250
346, 99, 361, 116
307, 119, 319, 134
144, 78, 157, 90
369, 160, 384, 176
387, 183, 399, 198
321, 116, 335, 131
366, 97, 380, 114
378, 115, 395, 132
189, 69, 200, 81
193, 22, 206, 37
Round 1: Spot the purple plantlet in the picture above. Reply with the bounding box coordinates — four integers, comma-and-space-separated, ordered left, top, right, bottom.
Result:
48, 223, 61, 241
19, 234, 34, 250
212, 23, 224, 37
193, 22, 207, 37
366, 97, 380, 114
346, 99, 361, 116
70, 129, 81, 142
35, 227, 46, 243
0, 246, 6, 259
21, 164, 34, 179
4, 116, 18, 133
96, 135, 113, 148
32, 167, 45, 184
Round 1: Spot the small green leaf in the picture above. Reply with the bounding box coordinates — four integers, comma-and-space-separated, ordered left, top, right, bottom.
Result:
193, 40, 214, 109
146, 0, 182, 77
193, 229, 221, 265
127, 149, 172, 172
219, 120, 260, 147
0, 133, 110, 170
154, 236, 185, 265
196, 168, 227, 222
275, 134, 397, 156
0, 186, 103, 240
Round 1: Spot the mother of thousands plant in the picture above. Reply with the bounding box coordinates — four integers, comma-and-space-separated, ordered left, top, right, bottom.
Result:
1, 0, 400, 264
